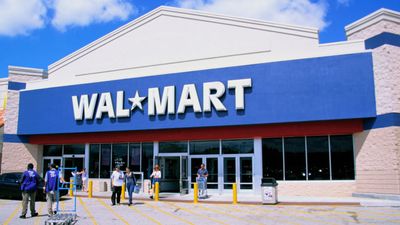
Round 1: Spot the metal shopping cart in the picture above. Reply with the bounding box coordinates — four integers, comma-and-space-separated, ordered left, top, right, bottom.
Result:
197, 177, 207, 199
45, 167, 77, 225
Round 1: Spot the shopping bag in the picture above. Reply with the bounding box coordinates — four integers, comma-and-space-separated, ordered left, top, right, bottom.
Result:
134, 184, 140, 194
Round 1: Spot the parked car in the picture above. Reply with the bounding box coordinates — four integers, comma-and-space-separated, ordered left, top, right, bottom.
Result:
0, 172, 68, 201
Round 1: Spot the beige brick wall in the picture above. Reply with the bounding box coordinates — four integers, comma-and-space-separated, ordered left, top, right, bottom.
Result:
4, 91, 20, 134
354, 127, 400, 194
1, 67, 46, 174
1, 143, 43, 173
347, 20, 400, 41
347, 18, 400, 115
347, 12, 400, 196
370, 45, 400, 115
277, 181, 356, 197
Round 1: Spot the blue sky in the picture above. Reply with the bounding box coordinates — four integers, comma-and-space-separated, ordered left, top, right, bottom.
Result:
0, 0, 399, 78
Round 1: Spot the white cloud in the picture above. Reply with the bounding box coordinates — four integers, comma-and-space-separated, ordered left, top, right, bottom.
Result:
49, 0, 136, 31
176, 0, 329, 30
337, 0, 350, 6
0, 0, 46, 36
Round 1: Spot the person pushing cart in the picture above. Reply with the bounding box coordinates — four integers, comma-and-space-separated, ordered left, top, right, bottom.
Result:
197, 163, 208, 199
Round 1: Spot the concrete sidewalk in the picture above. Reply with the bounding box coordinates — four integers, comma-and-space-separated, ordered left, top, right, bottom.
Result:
76, 191, 400, 207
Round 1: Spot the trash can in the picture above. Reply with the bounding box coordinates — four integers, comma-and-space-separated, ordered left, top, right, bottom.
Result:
99, 181, 107, 192
261, 178, 278, 204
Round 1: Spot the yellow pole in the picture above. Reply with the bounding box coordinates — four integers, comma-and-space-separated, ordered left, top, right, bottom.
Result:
154, 182, 159, 201
193, 183, 198, 204
232, 183, 238, 204
121, 183, 126, 200
69, 178, 74, 197
88, 180, 93, 198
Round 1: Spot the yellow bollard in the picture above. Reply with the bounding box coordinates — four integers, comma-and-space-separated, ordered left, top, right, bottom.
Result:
193, 183, 198, 204
69, 178, 74, 197
232, 183, 238, 204
88, 180, 93, 198
121, 183, 126, 200
154, 182, 160, 201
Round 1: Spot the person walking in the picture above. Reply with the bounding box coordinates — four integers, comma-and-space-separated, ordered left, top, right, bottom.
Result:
149, 165, 161, 199
197, 163, 208, 179
111, 166, 124, 206
125, 167, 137, 206
19, 163, 39, 219
44, 163, 60, 216
77, 168, 88, 192
197, 163, 208, 198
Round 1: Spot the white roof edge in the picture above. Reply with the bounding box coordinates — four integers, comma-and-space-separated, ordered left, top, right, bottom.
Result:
8, 66, 47, 77
48, 6, 319, 74
345, 8, 400, 36
0, 78, 9, 83
160, 6, 319, 32
318, 39, 365, 47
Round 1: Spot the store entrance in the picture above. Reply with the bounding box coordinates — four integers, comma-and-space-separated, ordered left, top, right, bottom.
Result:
63, 157, 84, 183
157, 155, 188, 194
223, 156, 253, 190
190, 156, 219, 190
42, 157, 62, 177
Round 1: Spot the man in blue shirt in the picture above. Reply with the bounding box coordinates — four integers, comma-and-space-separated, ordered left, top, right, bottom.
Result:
44, 164, 60, 216
20, 163, 39, 219
197, 163, 208, 179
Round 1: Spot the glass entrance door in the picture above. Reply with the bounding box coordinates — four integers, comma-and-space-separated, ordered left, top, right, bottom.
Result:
223, 157, 236, 189
42, 157, 62, 177
223, 156, 253, 191
180, 156, 188, 194
64, 157, 84, 183
158, 155, 189, 193
190, 156, 219, 190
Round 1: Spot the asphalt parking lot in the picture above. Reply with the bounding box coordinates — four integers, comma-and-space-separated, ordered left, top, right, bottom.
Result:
1, 197, 400, 225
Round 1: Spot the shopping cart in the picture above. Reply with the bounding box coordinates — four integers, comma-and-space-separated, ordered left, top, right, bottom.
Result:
197, 177, 207, 199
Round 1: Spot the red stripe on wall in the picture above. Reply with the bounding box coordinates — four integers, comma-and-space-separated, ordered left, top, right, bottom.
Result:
28, 119, 363, 144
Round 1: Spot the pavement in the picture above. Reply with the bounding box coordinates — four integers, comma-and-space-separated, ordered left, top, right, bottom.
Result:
76, 190, 400, 207
1, 197, 400, 225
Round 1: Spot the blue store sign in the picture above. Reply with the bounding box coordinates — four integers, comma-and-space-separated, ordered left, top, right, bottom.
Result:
18, 53, 376, 135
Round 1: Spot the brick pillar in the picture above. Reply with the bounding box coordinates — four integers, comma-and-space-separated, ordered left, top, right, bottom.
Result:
1, 66, 46, 174
346, 9, 400, 195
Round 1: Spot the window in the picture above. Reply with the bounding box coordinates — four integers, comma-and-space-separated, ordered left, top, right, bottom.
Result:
284, 137, 306, 180
4, 173, 19, 183
330, 135, 354, 180
142, 143, 154, 179
89, 144, 100, 178
100, 144, 111, 178
159, 141, 187, 153
262, 138, 283, 180
223, 157, 236, 189
240, 157, 253, 189
63, 144, 85, 155
129, 143, 141, 172
262, 135, 355, 181
189, 140, 219, 155
222, 139, 254, 154
307, 136, 330, 180
112, 144, 128, 171
43, 145, 62, 156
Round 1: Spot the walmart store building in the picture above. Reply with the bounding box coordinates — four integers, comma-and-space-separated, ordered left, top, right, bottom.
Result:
1, 7, 400, 198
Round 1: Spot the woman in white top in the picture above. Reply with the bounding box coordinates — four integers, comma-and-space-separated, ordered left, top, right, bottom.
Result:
149, 165, 161, 199
79, 168, 88, 192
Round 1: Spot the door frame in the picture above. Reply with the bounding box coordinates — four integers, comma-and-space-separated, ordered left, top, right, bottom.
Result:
42, 157, 63, 176
222, 154, 254, 192
156, 153, 189, 193
188, 155, 221, 193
